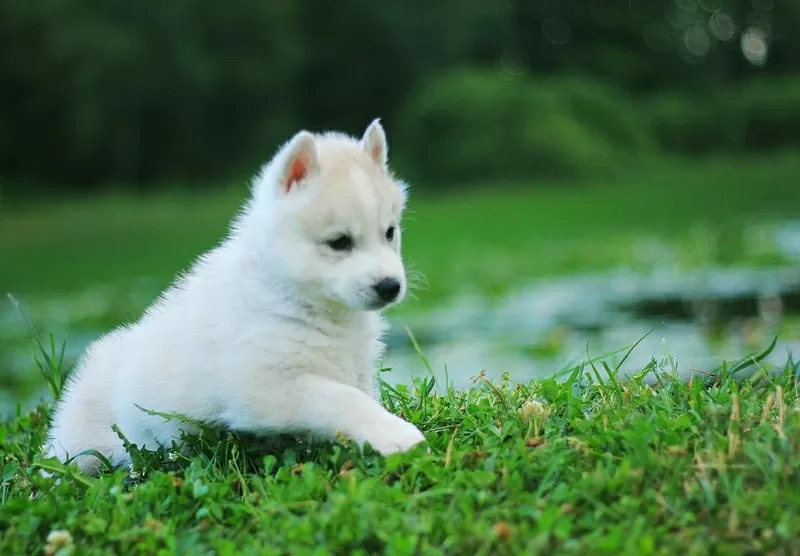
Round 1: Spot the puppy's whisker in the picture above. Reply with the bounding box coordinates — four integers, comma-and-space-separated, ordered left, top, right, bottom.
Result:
405, 269, 430, 294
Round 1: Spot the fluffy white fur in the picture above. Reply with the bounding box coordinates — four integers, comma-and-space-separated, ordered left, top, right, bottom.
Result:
45, 119, 425, 475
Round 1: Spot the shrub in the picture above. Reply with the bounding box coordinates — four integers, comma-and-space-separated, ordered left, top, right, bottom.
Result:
644, 76, 800, 155
395, 68, 655, 186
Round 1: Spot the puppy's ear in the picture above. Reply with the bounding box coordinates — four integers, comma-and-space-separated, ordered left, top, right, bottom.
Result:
362, 118, 388, 168
279, 131, 319, 194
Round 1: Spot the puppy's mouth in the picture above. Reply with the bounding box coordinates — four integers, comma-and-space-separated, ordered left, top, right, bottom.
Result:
365, 298, 393, 311
363, 293, 404, 311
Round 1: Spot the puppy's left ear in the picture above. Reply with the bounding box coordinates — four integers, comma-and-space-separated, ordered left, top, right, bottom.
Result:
362, 118, 388, 168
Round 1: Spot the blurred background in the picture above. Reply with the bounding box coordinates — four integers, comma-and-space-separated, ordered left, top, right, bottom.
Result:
2, 0, 800, 415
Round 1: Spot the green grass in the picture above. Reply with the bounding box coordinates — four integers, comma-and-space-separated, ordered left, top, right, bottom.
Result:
2, 152, 800, 552
1, 338, 799, 553
2, 152, 800, 307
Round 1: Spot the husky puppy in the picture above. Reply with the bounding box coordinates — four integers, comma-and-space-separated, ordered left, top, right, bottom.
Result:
45, 119, 425, 475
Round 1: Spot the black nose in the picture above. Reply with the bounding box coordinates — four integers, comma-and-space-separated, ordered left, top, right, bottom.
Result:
373, 278, 401, 303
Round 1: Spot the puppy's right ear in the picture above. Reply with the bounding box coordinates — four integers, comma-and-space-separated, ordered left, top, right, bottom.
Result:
278, 131, 319, 195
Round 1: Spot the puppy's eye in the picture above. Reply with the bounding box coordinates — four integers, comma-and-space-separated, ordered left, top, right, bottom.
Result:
385, 226, 395, 241
326, 235, 354, 252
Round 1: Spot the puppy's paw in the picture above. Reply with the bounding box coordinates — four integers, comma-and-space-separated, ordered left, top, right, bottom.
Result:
361, 414, 425, 456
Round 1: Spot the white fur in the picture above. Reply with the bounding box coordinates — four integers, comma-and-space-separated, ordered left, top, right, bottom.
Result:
44, 119, 425, 475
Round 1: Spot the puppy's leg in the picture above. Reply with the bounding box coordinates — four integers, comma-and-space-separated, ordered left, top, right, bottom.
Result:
358, 367, 381, 401
223, 374, 425, 456
44, 425, 131, 477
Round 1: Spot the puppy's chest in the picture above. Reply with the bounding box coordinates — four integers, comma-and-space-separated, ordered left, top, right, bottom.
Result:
305, 332, 376, 385
253, 321, 378, 384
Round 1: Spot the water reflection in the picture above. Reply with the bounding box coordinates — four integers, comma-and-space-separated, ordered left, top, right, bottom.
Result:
384, 266, 800, 390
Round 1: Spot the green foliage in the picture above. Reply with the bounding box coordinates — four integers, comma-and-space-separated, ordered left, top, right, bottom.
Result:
645, 77, 800, 155
6, 294, 70, 403
396, 69, 655, 184
1, 0, 799, 190
0, 0, 303, 187
1, 338, 799, 553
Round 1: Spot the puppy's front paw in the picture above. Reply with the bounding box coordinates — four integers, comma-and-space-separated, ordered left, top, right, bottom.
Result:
361, 414, 425, 456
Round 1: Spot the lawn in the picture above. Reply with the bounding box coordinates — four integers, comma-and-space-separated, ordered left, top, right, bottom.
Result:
1, 152, 800, 553
3, 152, 800, 306
1, 340, 798, 553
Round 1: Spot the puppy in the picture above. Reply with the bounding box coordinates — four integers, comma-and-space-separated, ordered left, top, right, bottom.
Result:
44, 119, 425, 475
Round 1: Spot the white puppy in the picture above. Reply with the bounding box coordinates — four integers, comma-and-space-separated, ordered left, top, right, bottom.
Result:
44, 119, 425, 475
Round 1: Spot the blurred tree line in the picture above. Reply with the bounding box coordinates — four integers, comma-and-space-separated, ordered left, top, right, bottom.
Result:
0, 0, 798, 192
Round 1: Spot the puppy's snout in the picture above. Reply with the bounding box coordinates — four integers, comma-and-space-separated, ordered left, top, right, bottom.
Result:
373, 278, 401, 303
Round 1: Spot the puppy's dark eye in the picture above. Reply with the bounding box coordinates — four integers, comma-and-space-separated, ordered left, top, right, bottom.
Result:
326, 235, 354, 251
385, 226, 395, 241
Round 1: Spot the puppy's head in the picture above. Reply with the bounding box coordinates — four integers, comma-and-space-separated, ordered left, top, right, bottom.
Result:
256, 119, 409, 312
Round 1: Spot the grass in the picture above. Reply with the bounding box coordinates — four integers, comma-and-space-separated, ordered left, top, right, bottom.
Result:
2, 152, 800, 552
1, 334, 799, 553
2, 152, 800, 306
